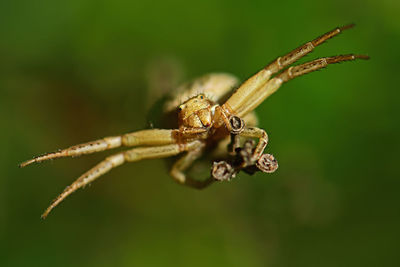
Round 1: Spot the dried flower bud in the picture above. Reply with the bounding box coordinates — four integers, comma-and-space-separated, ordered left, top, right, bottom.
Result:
212, 161, 235, 181
256, 154, 278, 173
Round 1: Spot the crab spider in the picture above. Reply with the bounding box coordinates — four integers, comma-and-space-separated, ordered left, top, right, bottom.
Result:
20, 24, 368, 218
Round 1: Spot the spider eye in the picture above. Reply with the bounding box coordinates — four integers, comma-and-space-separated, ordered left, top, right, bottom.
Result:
178, 106, 183, 111
199, 95, 204, 99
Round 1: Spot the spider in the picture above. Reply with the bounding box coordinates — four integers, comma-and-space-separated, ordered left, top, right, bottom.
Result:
20, 24, 368, 218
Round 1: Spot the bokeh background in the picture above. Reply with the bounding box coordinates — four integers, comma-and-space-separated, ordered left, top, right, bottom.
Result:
1, 0, 399, 266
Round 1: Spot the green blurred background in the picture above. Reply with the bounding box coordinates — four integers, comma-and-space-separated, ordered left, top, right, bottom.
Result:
1, 0, 399, 266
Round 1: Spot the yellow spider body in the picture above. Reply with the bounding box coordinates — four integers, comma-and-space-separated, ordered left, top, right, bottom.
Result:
178, 94, 214, 129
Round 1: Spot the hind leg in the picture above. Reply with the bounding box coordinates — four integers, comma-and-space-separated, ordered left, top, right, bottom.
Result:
170, 143, 215, 189
41, 140, 202, 218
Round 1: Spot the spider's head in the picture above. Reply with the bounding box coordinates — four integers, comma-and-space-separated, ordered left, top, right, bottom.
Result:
178, 94, 213, 129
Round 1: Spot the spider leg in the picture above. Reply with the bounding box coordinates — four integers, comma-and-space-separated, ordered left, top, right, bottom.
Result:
239, 127, 269, 161
227, 121, 268, 160
20, 129, 179, 167
170, 142, 215, 189
41, 140, 201, 218
264, 24, 356, 74
238, 54, 369, 117
276, 54, 370, 82
223, 24, 356, 115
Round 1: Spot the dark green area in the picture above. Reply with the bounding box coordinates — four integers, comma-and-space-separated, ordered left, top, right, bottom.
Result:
1, 0, 399, 266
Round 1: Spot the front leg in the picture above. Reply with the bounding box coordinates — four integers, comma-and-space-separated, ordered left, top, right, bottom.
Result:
222, 24, 357, 116
239, 127, 269, 162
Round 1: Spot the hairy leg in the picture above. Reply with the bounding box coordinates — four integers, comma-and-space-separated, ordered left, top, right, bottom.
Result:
238, 54, 369, 117
239, 127, 269, 161
264, 24, 356, 74
41, 140, 202, 218
20, 129, 182, 167
223, 24, 358, 115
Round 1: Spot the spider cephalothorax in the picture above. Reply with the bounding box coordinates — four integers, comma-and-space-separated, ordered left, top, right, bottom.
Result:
20, 24, 368, 218
178, 94, 214, 129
